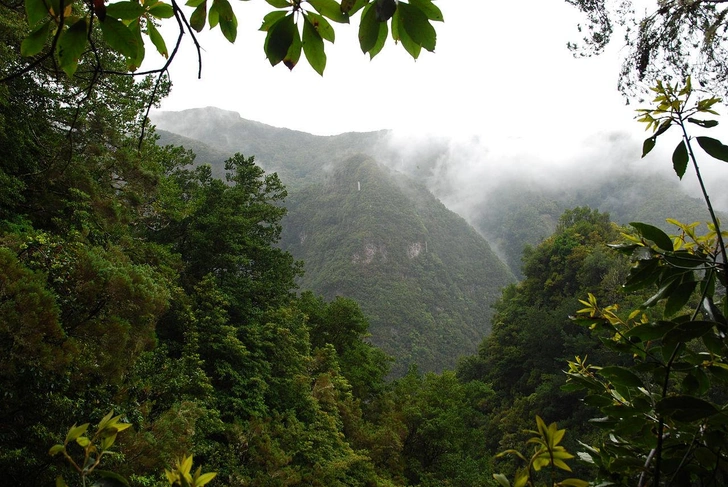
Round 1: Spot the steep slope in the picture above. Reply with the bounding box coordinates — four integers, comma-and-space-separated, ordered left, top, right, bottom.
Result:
280, 156, 515, 375
152, 107, 386, 188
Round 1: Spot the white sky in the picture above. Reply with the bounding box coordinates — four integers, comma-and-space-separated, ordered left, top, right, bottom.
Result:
154, 0, 640, 143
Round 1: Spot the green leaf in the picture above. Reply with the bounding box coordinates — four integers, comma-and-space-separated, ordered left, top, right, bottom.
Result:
65, 423, 90, 443
409, 0, 443, 21
359, 2, 382, 54
57, 19, 88, 77
265, 0, 290, 7
26, 0, 50, 26
190, 2, 207, 32
375, 0, 396, 21
127, 18, 145, 70
696, 136, 728, 162
557, 480, 589, 487
341, 0, 367, 15
308, 0, 349, 23
100, 16, 141, 58
148, 2, 175, 18
260, 10, 287, 31
664, 279, 697, 317
393, 7, 421, 58
21, 20, 51, 57
687, 118, 718, 128
672, 140, 688, 179
492, 473, 511, 487
49, 444, 65, 456
194, 472, 217, 486
656, 395, 718, 422
56, 475, 68, 487
147, 20, 168, 57
303, 14, 326, 75
599, 366, 644, 388
212, 0, 237, 42
106, 1, 146, 20
186, 0, 205, 7
630, 222, 674, 251
398, 1, 435, 51
76, 436, 91, 447
264, 13, 296, 66
305, 11, 334, 42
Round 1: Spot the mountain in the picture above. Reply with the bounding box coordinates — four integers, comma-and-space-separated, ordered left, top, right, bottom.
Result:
279, 155, 515, 375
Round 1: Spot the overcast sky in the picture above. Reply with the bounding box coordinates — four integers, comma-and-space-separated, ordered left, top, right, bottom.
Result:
155, 0, 640, 143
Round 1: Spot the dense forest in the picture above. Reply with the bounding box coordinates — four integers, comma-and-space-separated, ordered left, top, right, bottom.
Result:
3, 0, 728, 486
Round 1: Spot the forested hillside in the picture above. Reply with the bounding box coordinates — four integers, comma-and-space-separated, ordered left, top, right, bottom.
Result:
280, 155, 514, 374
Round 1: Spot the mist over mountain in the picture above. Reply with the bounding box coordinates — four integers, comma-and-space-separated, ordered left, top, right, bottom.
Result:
151, 107, 725, 369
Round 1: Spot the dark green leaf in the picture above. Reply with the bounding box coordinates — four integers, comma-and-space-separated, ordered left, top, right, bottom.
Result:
186, 0, 205, 6
398, 2, 435, 51
265, 0, 290, 7
105, 1, 145, 20
663, 321, 714, 348
100, 16, 140, 58
702, 331, 725, 355
282, 26, 301, 69
630, 222, 674, 251
147, 20, 168, 57
212, 0, 236, 42
305, 11, 334, 42
375, 0, 396, 21
656, 395, 718, 422
708, 364, 728, 382
308, 0, 349, 23
696, 136, 728, 162
21, 20, 51, 57
663, 251, 707, 268
93, 470, 130, 487
148, 2, 174, 18
664, 279, 697, 317
672, 140, 688, 179
599, 366, 644, 388
625, 320, 679, 341
687, 118, 718, 128
25, 0, 50, 26
302, 14, 326, 75
264, 13, 296, 66
359, 2, 382, 54
642, 136, 656, 157
190, 2, 207, 32
409, 0, 443, 21
57, 19, 88, 77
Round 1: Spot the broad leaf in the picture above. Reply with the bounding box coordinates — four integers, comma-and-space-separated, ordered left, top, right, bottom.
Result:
599, 366, 644, 388
664, 279, 697, 317
663, 320, 715, 348
65, 423, 90, 443
642, 136, 656, 157
393, 8, 421, 58
308, 0, 349, 23
409, 0, 443, 21
148, 2, 174, 18
672, 140, 688, 179
100, 16, 140, 59
341, 0, 367, 15
260, 10, 287, 31
264, 13, 296, 66
282, 26, 301, 69
57, 19, 88, 77
359, 3, 381, 54
305, 11, 334, 42
630, 222, 674, 251
398, 2, 435, 51
25, 0, 50, 26
265, 0, 290, 7
105, 1, 146, 20
94, 470, 131, 487
127, 18, 145, 70
303, 15, 326, 75
696, 136, 728, 162
656, 395, 718, 422
21, 20, 51, 57
190, 2, 207, 32
625, 320, 679, 341
147, 20, 168, 57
